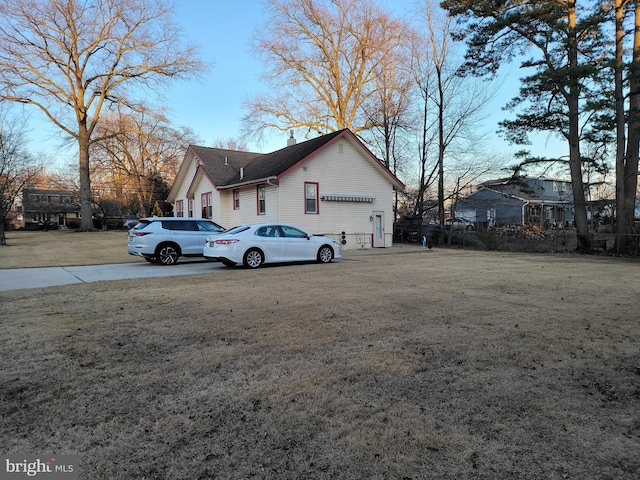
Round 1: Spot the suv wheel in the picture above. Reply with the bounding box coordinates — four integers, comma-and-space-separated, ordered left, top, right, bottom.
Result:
156, 243, 180, 265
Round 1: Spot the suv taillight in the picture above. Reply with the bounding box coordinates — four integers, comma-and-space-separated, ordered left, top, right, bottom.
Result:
132, 231, 151, 236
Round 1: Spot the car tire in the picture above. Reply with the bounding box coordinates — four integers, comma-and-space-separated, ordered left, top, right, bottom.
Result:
317, 245, 334, 263
466, 225, 474, 231
243, 248, 264, 268
156, 243, 180, 265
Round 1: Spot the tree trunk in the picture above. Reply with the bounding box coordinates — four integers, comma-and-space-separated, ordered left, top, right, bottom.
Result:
567, 2, 590, 251
78, 128, 94, 231
624, 0, 640, 245
615, 0, 628, 252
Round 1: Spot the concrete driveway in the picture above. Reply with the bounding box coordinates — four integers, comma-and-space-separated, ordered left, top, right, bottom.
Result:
0, 260, 226, 292
0, 245, 424, 292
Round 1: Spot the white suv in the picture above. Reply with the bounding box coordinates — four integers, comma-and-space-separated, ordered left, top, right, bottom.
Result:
128, 217, 225, 265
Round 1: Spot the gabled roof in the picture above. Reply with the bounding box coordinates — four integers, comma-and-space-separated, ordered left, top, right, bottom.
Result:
235, 130, 345, 186
475, 176, 573, 203
192, 146, 263, 187
173, 129, 404, 195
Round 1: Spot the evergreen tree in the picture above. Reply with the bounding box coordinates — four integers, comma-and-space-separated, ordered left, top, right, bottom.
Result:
441, 0, 609, 251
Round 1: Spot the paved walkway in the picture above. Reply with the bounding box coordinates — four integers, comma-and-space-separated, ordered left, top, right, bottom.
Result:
0, 245, 428, 292
0, 260, 227, 292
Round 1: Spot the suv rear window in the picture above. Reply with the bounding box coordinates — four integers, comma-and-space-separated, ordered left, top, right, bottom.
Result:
132, 220, 152, 230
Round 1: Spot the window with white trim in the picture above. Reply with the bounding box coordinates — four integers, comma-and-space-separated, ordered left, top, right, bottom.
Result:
233, 189, 240, 210
257, 185, 265, 215
201, 192, 212, 218
176, 200, 184, 217
305, 182, 319, 214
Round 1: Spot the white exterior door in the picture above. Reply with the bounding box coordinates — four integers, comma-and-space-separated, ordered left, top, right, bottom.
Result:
372, 211, 384, 247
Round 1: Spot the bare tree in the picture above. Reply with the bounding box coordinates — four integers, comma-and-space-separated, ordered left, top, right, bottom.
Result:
91, 108, 197, 216
212, 138, 250, 152
0, 110, 42, 245
244, 0, 415, 139
0, 0, 205, 230
414, 2, 494, 243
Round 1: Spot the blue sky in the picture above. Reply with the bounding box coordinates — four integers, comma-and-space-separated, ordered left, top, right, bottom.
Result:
25, 0, 565, 171
163, 0, 426, 152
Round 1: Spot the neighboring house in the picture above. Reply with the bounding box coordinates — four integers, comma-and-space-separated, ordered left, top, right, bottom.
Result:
456, 177, 575, 228
21, 188, 84, 229
167, 129, 405, 248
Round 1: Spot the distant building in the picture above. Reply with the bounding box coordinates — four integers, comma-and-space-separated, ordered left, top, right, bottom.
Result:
456, 177, 575, 228
21, 188, 84, 229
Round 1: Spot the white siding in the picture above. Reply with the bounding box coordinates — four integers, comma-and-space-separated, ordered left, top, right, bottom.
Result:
277, 138, 395, 247
221, 183, 279, 227
170, 155, 223, 221
192, 180, 221, 220
170, 155, 198, 216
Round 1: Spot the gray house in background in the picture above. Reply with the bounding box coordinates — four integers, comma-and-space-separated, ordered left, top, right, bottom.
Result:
456, 177, 575, 228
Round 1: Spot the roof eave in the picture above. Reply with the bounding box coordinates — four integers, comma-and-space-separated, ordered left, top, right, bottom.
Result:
218, 176, 279, 190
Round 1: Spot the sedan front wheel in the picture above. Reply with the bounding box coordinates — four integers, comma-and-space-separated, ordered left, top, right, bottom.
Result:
317, 245, 334, 263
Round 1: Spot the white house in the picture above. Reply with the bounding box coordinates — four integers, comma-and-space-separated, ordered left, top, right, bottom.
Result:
167, 129, 405, 248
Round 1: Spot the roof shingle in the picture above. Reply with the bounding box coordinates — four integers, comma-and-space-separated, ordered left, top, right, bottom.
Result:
190, 130, 346, 187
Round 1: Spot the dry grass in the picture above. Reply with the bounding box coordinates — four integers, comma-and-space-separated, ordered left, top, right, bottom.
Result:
1, 232, 639, 479
0, 230, 135, 268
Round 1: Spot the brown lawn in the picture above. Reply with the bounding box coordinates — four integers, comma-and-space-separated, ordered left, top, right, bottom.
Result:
1, 231, 639, 479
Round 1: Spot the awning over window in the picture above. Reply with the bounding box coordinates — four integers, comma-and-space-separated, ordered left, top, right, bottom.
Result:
321, 194, 375, 203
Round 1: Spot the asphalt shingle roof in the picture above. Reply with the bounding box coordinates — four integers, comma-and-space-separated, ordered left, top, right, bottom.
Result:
190, 130, 346, 188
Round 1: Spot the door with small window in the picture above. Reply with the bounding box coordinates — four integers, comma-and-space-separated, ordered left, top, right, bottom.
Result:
372, 211, 384, 247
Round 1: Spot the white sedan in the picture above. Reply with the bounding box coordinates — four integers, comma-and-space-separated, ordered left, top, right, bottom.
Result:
444, 218, 475, 231
204, 223, 341, 268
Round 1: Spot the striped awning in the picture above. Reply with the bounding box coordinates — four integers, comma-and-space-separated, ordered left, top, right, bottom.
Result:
321, 194, 375, 203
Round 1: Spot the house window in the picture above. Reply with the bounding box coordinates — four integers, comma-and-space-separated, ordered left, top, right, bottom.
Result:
176, 200, 184, 217
188, 199, 194, 217
201, 192, 212, 218
257, 185, 265, 215
233, 189, 240, 210
305, 182, 319, 214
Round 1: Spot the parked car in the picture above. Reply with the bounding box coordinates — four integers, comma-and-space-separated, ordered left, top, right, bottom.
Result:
123, 216, 139, 229
445, 218, 475, 231
128, 217, 225, 265
203, 223, 341, 268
